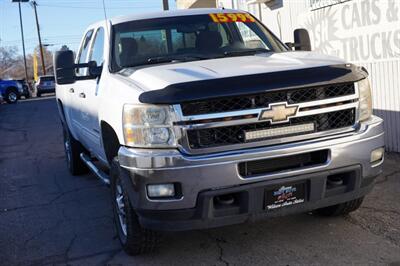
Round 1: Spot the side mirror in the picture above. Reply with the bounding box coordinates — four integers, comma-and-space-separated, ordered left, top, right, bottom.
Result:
88, 61, 103, 77
54, 50, 75, 85
293, 28, 311, 51
54, 50, 102, 85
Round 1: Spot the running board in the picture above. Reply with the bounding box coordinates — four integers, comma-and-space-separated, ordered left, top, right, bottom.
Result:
80, 153, 110, 186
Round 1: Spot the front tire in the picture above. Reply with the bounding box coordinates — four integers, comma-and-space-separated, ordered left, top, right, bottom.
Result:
62, 124, 88, 175
5, 88, 18, 104
110, 158, 160, 255
314, 197, 364, 216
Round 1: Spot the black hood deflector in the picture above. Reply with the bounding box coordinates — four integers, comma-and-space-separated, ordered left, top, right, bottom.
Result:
139, 64, 368, 104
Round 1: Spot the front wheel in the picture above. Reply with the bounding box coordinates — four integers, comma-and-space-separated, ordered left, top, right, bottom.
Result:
5, 89, 18, 104
111, 158, 160, 255
313, 197, 364, 216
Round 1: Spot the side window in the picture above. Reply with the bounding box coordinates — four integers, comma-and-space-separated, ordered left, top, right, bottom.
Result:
89, 27, 105, 66
235, 22, 268, 49
76, 29, 94, 76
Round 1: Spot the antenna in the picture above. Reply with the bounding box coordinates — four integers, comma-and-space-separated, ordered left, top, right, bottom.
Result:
102, 0, 110, 40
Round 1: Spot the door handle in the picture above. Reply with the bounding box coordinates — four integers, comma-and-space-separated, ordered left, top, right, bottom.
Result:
79, 93, 86, 98
69, 88, 74, 93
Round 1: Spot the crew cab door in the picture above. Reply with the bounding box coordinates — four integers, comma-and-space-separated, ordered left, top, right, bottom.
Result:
69, 29, 94, 142
78, 27, 105, 156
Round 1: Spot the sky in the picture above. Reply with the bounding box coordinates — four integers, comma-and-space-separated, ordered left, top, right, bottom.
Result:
0, 0, 176, 55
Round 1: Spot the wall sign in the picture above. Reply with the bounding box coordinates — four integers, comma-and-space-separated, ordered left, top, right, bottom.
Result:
303, 0, 400, 61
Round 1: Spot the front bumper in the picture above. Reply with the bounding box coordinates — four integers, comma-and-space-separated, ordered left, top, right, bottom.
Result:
118, 116, 384, 230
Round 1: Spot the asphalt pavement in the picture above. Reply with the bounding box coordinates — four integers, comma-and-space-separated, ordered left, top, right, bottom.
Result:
1, 97, 400, 266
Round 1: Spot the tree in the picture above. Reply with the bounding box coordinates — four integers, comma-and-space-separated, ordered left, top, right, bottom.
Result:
0, 45, 55, 81
33, 45, 54, 76
0, 46, 21, 79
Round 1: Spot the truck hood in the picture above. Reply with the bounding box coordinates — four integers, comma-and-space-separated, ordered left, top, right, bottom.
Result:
119, 51, 347, 92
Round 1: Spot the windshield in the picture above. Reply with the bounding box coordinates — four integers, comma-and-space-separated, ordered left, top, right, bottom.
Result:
111, 13, 287, 70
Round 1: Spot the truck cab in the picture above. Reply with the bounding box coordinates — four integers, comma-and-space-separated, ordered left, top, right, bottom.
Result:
54, 8, 384, 255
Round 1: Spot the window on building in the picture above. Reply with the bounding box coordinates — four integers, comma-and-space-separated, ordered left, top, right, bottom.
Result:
310, 0, 351, 11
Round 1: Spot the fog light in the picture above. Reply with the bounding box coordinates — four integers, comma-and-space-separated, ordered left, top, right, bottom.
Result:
147, 184, 175, 198
370, 147, 384, 163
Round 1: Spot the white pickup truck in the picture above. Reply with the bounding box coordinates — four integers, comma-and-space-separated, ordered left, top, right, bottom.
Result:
54, 8, 384, 255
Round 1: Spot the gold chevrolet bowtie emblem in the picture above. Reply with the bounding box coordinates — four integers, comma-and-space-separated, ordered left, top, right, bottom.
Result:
259, 103, 299, 123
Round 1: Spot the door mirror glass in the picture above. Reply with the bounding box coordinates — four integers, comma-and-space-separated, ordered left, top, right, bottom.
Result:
293, 28, 311, 51
54, 50, 75, 85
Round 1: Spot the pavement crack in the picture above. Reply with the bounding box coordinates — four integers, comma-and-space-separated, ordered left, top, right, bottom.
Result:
345, 214, 400, 248
204, 231, 230, 266
361, 206, 400, 216
98, 249, 121, 266
375, 170, 400, 184
0, 184, 103, 214
23, 220, 64, 245
65, 234, 78, 260
215, 237, 229, 266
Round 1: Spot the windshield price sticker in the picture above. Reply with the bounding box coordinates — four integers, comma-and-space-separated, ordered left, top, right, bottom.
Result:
209, 13, 256, 23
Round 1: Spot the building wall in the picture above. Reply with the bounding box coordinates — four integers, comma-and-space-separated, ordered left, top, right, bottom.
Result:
178, 0, 400, 152
176, 0, 217, 9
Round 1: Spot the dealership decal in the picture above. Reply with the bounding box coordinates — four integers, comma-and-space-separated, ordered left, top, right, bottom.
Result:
266, 185, 305, 210
303, 0, 400, 61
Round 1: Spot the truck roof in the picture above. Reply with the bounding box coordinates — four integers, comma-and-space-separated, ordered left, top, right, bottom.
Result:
108, 8, 245, 25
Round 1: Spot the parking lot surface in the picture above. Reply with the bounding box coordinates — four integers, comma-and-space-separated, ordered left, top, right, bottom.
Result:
1, 98, 400, 266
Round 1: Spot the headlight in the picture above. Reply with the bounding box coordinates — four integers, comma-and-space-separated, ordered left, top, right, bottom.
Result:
123, 104, 177, 147
357, 78, 372, 122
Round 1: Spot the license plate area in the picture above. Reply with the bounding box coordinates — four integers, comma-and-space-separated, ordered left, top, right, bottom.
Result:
265, 182, 307, 210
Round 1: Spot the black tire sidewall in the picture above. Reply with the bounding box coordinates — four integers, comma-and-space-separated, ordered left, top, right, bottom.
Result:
6, 89, 18, 104
61, 122, 88, 175
62, 126, 73, 172
111, 159, 128, 245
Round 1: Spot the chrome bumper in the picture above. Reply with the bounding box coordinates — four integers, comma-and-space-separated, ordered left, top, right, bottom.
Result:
118, 116, 384, 210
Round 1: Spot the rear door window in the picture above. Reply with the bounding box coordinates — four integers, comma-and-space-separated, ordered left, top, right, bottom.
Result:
76, 29, 94, 76
89, 27, 105, 66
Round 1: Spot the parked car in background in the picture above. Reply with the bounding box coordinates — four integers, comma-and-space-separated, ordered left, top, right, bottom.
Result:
0, 78, 24, 103
35, 75, 55, 97
16, 79, 31, 99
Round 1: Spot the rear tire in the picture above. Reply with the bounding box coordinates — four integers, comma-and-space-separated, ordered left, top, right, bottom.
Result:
314, 197, 364, 216
110, 157, 160, 255
62, 123, 88, 175
36, 92, 41, 97
5, 88, 18, 104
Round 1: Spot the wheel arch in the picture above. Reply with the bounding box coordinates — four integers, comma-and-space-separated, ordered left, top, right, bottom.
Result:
6, 86, 18, 94
101, 120, 121, 164
57, 99, 67, 124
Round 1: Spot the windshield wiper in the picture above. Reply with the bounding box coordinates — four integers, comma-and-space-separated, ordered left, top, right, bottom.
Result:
223, 48, 271, 57
122, 54, 212, 68
148, 54, 211, 63
147, 56, 178, 64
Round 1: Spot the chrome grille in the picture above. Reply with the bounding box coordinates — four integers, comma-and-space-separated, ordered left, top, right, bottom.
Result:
181, 83, 355, 116
175, 82, 359, 154
186, 109, 355, 149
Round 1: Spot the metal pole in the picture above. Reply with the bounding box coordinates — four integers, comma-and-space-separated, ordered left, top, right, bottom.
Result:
162, 0, 169, 10
32, 1, 46, 75
17, 1, 29, 82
